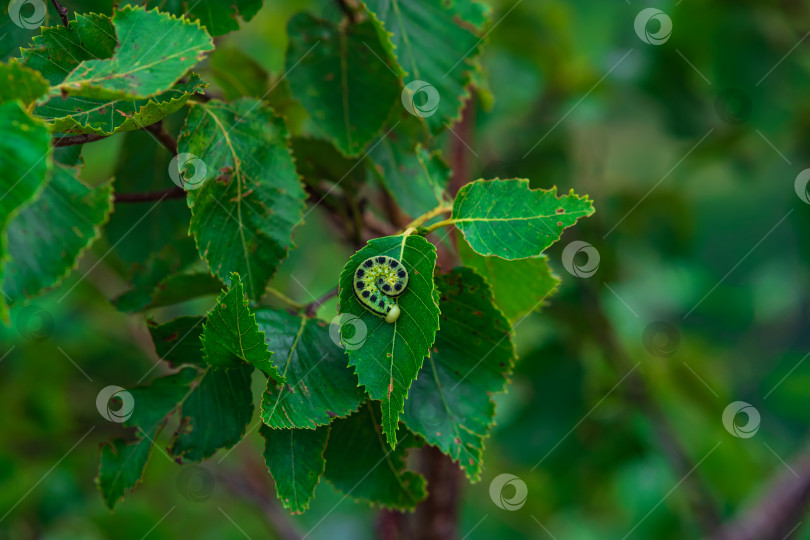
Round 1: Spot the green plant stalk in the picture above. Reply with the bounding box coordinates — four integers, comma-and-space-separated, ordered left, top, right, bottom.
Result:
404, 204, 453, 231
422, 217, 456, 234
264, 288, 307, 311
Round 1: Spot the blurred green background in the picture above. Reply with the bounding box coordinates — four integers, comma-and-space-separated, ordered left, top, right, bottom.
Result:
3, 0, 810, 538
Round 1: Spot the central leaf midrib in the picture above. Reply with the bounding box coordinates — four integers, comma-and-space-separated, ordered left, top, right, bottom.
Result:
200, 105, 254, 295
454, 210, 592, 223
265, 316, 307, 423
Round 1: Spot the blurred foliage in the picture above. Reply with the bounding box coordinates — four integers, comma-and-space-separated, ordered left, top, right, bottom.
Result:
3, 0, 810, 538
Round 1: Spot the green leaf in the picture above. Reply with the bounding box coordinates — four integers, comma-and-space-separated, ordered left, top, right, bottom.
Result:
260, 424, 328, 514
170, 364, 254, 462
445, 0, 493, 31
0, 102, 51, 322
202, 273, 282, 380
256, 308, 365, 429
127, 368, 199, 432
182, 98, 306, 300
37, 75, 207, 136
369, 117, 451, 218
285, 13, 401, 156
5, 161, 114, 304
98, 438, 153, 510
51, 6, 213, 100
458, 239, 560, 322
97, 368, 197, 509
451, 179, 595, 259
324, 403, 427, 510
19, 11, 204, 135
154, 0, 262, 37
20, 13, 118, 86
364, 0, 484, 131
148, 316, 206, 368
402, 267, 515, 481
338, 234, 440, 447
0, 60, 48, 105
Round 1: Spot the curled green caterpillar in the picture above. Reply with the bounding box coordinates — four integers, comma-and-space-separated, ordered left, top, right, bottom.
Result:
353, 256, 409, 323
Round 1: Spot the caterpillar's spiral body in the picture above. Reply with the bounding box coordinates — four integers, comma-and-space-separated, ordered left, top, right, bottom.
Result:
353, 256, 409, 323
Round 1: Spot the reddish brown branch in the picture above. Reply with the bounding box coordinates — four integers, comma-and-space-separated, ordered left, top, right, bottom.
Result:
413, 446, 462, 540
305, 288, 339, 318
53, 133, 109, 147
709, 442, 810, 540
50, 0, 68, 27
144, 121, 179, 156
52, 121, 178, 157
334, 0, 358, 22
114, 186, 186, 203
216, 466, 303, 540
448, 98, 475, 198
579, 278, 723, 535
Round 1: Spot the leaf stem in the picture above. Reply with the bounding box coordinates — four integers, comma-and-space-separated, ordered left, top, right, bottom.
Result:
403, 204, 452, 231
422, 218, 457, 235
264, 288, 307, 311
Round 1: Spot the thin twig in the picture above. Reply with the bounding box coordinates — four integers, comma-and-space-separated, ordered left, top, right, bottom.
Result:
363, 210, 398, 238
305, 288, 339, 318
50, 0, 69, 27
334, 0, 357, 22
578, 277, 724, 534
53, 133, 109, 147
216, 467, 303, 540
708, 441, 810, 540
144, 121, 179, 156
114, 186, 185, 203
52, 120, 178, 157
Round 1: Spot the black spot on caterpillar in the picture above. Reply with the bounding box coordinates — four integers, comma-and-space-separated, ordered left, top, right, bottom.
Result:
353, 255, 409, 323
